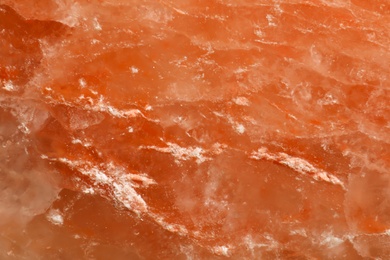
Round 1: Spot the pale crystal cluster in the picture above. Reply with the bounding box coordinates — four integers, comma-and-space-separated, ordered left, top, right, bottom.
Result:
0, 0, 389, 259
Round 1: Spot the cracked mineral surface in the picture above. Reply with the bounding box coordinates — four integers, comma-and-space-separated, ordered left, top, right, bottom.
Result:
0, 0, 389, 259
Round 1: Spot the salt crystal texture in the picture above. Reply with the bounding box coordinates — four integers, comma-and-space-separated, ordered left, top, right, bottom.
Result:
0, 0, 389, 259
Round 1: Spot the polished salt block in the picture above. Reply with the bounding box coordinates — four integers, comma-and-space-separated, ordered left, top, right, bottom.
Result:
0, 0, 389, 259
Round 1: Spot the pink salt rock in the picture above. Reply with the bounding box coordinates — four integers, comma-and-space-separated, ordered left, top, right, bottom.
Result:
0, 1, 389, 259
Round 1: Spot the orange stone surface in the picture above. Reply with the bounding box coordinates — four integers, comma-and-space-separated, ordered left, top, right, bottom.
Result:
0, 1, 389, 259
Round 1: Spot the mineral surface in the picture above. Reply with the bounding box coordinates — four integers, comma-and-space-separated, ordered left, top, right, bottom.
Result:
0, 0, 389, 259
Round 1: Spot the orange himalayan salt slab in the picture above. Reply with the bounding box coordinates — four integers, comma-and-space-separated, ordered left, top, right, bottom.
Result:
0, 0, 389, 258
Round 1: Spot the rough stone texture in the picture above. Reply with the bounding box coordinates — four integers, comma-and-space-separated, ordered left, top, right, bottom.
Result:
0, 1, 389, 259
